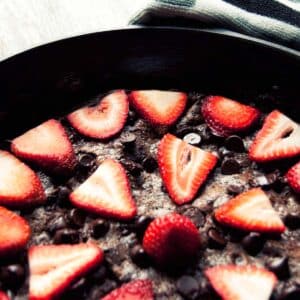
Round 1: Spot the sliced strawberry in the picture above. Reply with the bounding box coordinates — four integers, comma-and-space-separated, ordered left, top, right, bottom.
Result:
129, 90, 187, 126
11, 119, 76, 175
69, 158, 137, 220
201, 96, 260, 136
67, 90, 128, 139
0, 206, 30, 257
0, 150, 45, 208
249, 110, 300, 162
142, 213, 201, 266
158, 133, 217, 204
215, 188, 285, 234
0, 291, 10, 300
29, 243, 103, 300
102, 279, 154, 300
286, 161, 300, 193
205, 264, 277, 300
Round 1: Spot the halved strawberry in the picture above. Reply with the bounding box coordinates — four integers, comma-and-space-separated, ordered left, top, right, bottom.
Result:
158, 133, 217, 204
0, 291, 9, 300
215, 188, 285, 234
67, 90, 128, 139
0, 150, 45, 208
102, 279, 154, 300
11, 119, 76, 175
29, 243, 103, 300
142, 213, 201, 266
129, 90, 187, 126
0, 206, 30, 257
205, 264, 277, 300
249, 110, 300, 162
69, 158, 137, 220
201, 96, 260, 137
286, 161, 300, 193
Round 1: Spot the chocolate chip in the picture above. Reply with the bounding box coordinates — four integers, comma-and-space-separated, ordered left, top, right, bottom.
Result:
284, 213, 300, 229
279, 286, 300, 300
130, 245, 151, 268
121, 159, 142, 176
56, 186, 71, 206
0, 264, 25, 287
48, 216, 68, 234
227, 184, 244, 195
242, 232, 265, 255
90, 219, 110, 238
176, 275, 199, 300
134, 215, 153, 237
221, 159, 241, 175
68, 208, 86, 228
121, 132, 136, 147
266, 256, 290, 279
54, 229, 79, 244
79, 152, 96, 168
225, 135, 245, 152
183, 133, 201, 146
180, 207, 205, 227
207, 228, 227, 249
127, 110, 137, 126
142, 156, 157, 173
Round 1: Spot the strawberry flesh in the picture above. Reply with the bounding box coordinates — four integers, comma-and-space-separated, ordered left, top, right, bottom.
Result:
29, 243, 103, 300
67, 90, 129, 139
0, 206, 30, 257
215, 188, 285, 234
286, 161, 300, 193
0, 150, 45, 208
201, 96, 260, 137
249, 110, 300, 162
129, 90, 187, 126
69, 158, 137, 220
158, 133, 217, 204
205, 264, 277, 300
142, 213, 201, 267
11, 119, 76, 175
102, 279, 154, 300
0, 291, 9, 300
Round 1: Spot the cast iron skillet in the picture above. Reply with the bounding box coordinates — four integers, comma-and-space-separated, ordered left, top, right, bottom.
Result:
0, 27, 299, 139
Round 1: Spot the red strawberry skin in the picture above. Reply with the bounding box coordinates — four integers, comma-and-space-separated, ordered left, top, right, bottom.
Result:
102, 279, 154, 300
215, 188, 285, 234
0, 150, 45, 208
158, 133, 217, 204
249, 110, 300, 162
142, 213, 201, 266
11, 119, 76, 175
0, 206, 30, 257
0, 291, 10, 300
29, 243, 103, 300
67, 90, 129, 139
201, 96, 260, 136
70, 159, 137, 220
286, 161, 300, 193
129, 90, 187, 126
205, 264, 277, 300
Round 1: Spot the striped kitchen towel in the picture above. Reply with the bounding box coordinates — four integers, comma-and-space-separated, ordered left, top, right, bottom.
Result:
130, 0, 300, 50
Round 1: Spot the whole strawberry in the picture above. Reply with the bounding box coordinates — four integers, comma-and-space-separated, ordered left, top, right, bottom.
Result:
142, 213, 201, 267
286, 161, 300, 193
